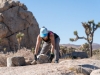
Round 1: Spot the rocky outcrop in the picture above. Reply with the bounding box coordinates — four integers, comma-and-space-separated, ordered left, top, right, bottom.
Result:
0, 0, 39, 51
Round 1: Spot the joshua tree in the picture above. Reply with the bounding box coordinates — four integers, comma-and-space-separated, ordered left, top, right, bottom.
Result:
32, 47, 35, 54
70, 20, 100, 57
3, 48, 6, 54
16, 32, 24, 50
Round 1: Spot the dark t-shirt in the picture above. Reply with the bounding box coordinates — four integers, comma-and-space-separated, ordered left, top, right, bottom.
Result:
42, 31, 59, 43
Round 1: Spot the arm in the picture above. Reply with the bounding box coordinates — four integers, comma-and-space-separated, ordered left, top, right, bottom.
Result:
50, 33, 55, 54
34, 35, 42, 55
48, 33, 55, 62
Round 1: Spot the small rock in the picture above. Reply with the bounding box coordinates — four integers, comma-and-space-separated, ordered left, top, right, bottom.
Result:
90, 69, 100, 75
37, 54, 49, 64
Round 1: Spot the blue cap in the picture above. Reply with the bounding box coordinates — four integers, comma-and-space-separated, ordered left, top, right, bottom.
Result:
40, 27, 48, 38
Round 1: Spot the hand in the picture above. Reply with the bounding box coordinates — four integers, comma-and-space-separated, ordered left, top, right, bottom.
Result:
49, 54, 54, 63
31, 54, 37, 65
34, 54, 37, 61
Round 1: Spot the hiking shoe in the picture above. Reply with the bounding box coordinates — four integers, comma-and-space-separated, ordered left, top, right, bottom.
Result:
54, 60, 59, 63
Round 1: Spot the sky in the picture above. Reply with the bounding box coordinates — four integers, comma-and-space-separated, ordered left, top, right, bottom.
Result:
19, 0, 100, 45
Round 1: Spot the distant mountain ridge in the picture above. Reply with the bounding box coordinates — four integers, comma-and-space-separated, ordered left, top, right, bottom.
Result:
60, 43, 100, 50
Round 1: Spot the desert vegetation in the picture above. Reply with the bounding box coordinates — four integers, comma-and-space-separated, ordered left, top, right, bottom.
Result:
60, 43, 100, 59
16, 32, 24, 50
0, 32, 34, 67
0, 48, 34, 67
70, 20, 100, 57
0, 0, 100, 75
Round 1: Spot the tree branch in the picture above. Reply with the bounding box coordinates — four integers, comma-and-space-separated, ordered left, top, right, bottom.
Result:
94, 25, 98, 31
78, 36, 87, 40
72, 36, 87, 41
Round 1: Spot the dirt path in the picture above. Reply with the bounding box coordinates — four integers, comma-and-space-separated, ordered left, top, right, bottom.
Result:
0, 59, 100, 75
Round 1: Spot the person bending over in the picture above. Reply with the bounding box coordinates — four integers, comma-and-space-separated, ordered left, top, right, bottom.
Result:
34, 27, 60, 63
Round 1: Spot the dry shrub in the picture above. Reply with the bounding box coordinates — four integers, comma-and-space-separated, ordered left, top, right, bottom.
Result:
0, 55, 7, 67
13, 48, 34, 61
0, 48, 34, 67
68, 66, 84, 75
92, 53, 100, 60
68, 66, 77, 73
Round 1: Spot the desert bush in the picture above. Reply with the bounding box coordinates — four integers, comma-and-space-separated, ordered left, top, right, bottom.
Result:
68, 66, 84, 75
93, 49, 100, 55
0, 55, 7, 67
92, 49, 100, 60
60, 46, 68, 56
13, 48, 34, 60
79, 43, 89, 55
60, 46, 78, 59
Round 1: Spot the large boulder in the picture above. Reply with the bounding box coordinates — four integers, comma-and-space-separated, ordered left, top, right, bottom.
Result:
71, 51, 88, 59
90, 69, 100, 75
0, 0, 39, 51
0, 23, 8, 38
7, 56, 26, 67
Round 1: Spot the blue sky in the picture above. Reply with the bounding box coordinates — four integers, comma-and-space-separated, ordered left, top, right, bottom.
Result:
19, 0, 100, 45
